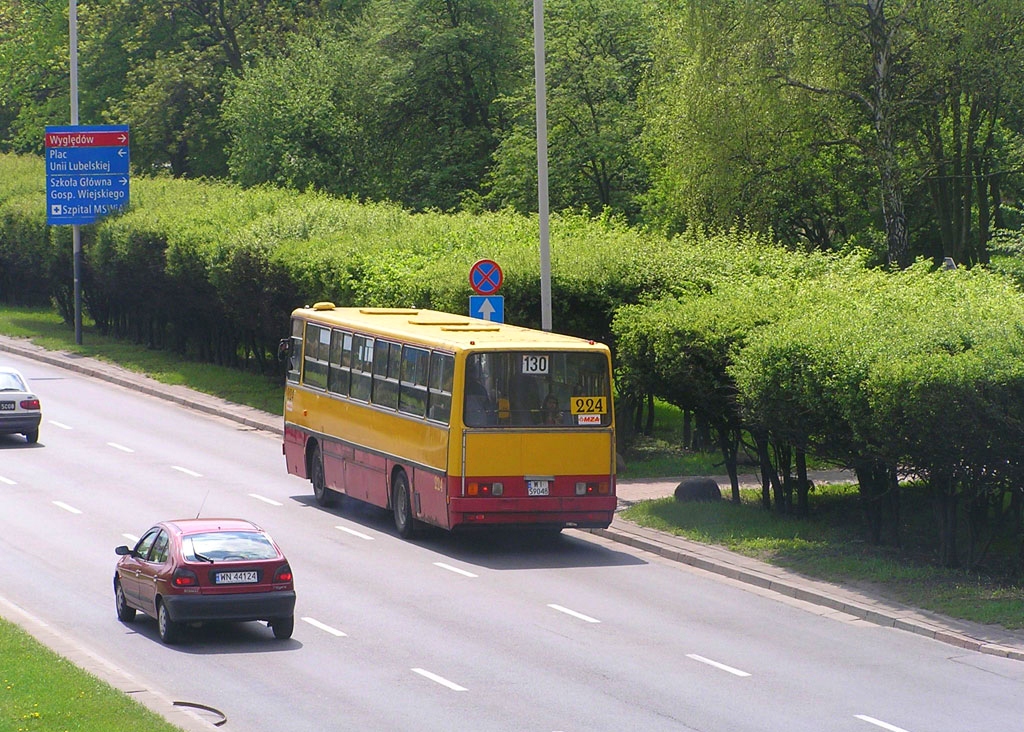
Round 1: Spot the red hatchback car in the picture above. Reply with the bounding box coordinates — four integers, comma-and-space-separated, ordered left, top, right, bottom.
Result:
114, 518, 296, 644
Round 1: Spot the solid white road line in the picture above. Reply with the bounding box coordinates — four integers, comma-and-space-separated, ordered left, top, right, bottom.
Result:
170, 465, 202, 477
301, 617, 347, 637
248, 493, 282, 506
53, 501, 82, 515
547, 604, 601, 623
107, 442, 134, 452
686, 654, 751, 677
434, 562, 478, 578
411, 668, 467, 691
855, 714, 911, 732
335, 525, 374, 541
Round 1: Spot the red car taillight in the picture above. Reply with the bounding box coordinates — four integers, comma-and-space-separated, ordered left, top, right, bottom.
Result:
274, 565, 293, 583
172, 568, 199, 587
20, 399, 40, 410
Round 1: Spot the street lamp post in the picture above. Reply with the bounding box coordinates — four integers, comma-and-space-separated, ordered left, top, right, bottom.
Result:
69, 0, 83, 344
533, 0, 552, 331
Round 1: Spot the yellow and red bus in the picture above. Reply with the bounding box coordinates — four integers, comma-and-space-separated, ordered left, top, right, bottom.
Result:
281, 304, 616, 538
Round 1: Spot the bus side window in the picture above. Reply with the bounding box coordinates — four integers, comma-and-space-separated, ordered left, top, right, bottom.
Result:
285, 319, 303, 384
398, 346, 429, 417
350, 334, 373, 401
427, 352, 453, 423
328, 330, 351, 396
372, 340, 400, 409
303, 324, 329, 390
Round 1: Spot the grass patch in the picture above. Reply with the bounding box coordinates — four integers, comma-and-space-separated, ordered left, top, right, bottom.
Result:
622, 483, 1024, 629
0, 618, 182, 732
0, 306, 283, 414
619, 434, 759, 479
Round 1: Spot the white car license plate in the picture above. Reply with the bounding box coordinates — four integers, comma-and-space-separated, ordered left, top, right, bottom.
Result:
215, 571, 258, 584
0, 402, 14, 411
527, 480, 549, 496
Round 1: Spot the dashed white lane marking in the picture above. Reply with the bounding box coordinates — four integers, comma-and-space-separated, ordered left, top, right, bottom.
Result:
412, 668, 467, 691
301, 617, 347, 637
122, 534, 139, 544
249, 493, 282, 506
0, 476, 15, 485
548, 604, 601, 623
336, 525, 374, 541
48, 420, 71, 430
107, 442, 134, 453
855, 715, 911, 732
170, 465, 202, 477
53, 501, 82, 515
686, 653, 750, 677
434, 562, 477, 578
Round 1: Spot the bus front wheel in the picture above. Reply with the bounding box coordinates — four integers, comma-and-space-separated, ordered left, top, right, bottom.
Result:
392, 472, 417, 539
310, 445, 335, 507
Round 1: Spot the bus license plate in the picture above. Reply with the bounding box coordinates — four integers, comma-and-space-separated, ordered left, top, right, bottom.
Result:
527, 480, 549, 496
215, 571, 258, 584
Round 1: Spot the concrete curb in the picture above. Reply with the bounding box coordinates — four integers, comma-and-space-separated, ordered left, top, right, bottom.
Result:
588, 523, 1024, 662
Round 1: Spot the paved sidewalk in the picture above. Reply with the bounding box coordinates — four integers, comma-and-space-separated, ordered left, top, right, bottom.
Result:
4, 334, 1024, 662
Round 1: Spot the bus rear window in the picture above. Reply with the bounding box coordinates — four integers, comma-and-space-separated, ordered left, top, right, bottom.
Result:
464, 352, 610, 428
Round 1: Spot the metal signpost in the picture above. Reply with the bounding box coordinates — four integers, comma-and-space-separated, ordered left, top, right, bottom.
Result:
50, 0, 130, 344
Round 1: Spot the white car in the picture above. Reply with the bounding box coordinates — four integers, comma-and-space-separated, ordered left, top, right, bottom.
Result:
0, 367, 41, 443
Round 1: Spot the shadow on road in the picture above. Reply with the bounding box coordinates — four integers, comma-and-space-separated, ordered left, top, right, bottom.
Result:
290, 493, 647, 571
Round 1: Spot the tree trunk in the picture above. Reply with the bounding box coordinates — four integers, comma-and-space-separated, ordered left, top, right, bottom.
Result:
865, 0, 910, 269
796, 449, 810, 518
716, 423, 741, 503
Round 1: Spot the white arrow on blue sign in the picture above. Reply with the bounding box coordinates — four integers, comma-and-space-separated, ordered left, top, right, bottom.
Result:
469, 295, 504, 323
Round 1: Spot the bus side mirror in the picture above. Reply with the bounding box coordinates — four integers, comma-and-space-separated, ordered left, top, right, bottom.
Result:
278, 339, 291, 362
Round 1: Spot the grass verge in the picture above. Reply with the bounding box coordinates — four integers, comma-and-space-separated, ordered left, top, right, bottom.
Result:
622, 482, 1024, 629
0, 307, 283, 414
0, 618, 182, 732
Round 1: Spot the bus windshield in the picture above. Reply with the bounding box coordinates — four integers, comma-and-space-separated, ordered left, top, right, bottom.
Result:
464, 351, 611, 428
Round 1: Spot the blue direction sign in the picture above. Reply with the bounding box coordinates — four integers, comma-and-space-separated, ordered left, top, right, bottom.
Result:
45, 125, 130, 225
469, 295, 504, 323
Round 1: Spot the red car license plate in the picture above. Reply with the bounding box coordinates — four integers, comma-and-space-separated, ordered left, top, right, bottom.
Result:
215, 571, 258, 584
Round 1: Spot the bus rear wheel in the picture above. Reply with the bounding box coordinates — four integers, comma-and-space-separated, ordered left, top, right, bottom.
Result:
392, 472, 417, 539
310, 445, 335, 507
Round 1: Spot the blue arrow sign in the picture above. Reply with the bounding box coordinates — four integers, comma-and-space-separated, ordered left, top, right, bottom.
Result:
45, 124, 130, 226
469, 295, 504, 323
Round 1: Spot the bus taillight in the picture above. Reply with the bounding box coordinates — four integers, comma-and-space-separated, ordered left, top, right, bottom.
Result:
575, 482, 610, 496
467, 482, 503, 497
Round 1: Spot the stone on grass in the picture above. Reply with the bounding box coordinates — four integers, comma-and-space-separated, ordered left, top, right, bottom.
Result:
674, 477, 722, 502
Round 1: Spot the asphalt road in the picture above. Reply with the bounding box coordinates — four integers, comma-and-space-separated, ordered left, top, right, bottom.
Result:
2, 344, 1024, 732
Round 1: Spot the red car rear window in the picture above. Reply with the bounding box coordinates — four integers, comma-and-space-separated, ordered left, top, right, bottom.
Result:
182, 531, 278, 562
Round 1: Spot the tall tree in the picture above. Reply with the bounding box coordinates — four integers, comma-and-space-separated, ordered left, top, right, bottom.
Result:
909, 0, 1024, 265
0, 0, 72, 152
639, 2, 875, 248
487, 0, 655, 221
90, 0, 325, 177
224, 0, 527, 209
